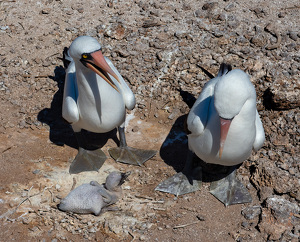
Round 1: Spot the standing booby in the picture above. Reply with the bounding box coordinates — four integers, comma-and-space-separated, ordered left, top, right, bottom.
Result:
156, 63, 265, 206
58, 171, 130, 215
62, 36, 156, 174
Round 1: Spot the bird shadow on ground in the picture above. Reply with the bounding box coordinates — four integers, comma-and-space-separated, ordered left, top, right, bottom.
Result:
159, 89, 235, 182
159, 89, 195, 173
37, 65, 118, 151
159, 114, 189, 173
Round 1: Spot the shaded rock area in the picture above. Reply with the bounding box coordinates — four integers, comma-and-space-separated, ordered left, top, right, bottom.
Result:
0, 0, 299, 241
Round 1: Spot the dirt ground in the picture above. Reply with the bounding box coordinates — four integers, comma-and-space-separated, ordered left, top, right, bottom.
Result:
0, 0, 299, 241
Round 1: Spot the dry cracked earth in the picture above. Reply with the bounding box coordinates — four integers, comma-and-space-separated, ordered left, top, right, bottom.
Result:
0, 0, 299, 241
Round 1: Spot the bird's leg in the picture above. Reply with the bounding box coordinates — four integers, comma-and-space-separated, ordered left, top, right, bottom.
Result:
118, 126, 127, 148
155, 149, 202, 196
97, 187, 113, 204
90, 181, 118, 205
108, 124, 156, 166
98, 206, 120, 215
69, 132, 107, 174
209, 165, 252, 206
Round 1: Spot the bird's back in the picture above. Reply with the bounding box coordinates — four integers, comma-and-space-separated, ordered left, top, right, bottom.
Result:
58, 184, 104, 215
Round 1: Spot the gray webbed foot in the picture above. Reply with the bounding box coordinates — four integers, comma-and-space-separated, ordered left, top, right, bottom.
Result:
209, 169, 252, 206
155, 150, 201, 196
155, 171, 202, 196
109, 126, 156, 166
108, 146, 156, 166
69, 147, 106, 174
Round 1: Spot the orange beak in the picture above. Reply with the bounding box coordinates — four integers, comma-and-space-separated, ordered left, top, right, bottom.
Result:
85, 50, 120, 92
219, 117, 232, 159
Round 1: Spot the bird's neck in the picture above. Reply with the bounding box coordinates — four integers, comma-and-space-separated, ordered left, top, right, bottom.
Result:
75, 63, 98, 98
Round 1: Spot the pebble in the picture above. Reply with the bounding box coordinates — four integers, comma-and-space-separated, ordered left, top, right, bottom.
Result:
241, 206, 262, 220
0, 1, 299, 241
41, 8, 51, 14
288, 32, 298, 41
250, 33, 267, 47
202, 2, 218, 11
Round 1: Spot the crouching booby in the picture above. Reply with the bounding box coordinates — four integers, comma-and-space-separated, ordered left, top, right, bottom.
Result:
156, 63, 265, 206
58, 171, 129, 215
62, 36, 156, 174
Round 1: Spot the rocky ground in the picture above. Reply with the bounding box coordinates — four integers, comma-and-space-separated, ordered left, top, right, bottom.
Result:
0, 0, 299, 241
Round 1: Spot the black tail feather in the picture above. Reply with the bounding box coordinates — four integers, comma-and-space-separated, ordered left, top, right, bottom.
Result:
57, 47, 72, 69
217, 63, 232, 77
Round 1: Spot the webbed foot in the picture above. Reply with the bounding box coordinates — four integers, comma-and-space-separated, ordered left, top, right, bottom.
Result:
209, 170, 252, 206
108, 146, 156, 166
69, 148, 107, 174
155, 172, 202, 196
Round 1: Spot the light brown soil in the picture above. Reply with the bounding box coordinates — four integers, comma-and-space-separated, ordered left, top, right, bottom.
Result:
0, 0, 299, 241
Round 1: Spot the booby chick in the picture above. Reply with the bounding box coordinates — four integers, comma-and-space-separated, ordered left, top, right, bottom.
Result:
62, 36, 156, 174
58, 171, 129, 215
156, 63, 265, 206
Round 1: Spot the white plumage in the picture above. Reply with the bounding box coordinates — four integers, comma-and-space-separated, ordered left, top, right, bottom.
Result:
187, 68, 265, 166
156, 64, 265, 205
62, 36, 155, 173
62, 36, 135, 133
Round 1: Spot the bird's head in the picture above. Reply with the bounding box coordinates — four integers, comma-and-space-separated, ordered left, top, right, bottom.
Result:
105, 171, 130, 191
69, 36, 120, 92
214, 69, 256, 158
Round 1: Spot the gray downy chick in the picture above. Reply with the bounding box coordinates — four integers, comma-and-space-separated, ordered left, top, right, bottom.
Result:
58, 171, 130, 215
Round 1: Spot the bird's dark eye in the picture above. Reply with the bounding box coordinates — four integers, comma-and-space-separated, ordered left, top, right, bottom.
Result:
82, 54, 88, 59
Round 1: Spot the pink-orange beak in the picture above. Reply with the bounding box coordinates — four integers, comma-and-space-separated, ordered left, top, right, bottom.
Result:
83, 50, 120, 92
219, 117, 232, 159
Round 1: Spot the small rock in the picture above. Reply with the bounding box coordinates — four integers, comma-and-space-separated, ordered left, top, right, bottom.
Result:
242, 206, 262, 220
258, 186, 273, 201
168, 108, 180, 120
241, 221, 249, 228
89, 227, 97, 233
55, 184, 61, 191
105, 24, 126, 40
41, 8, 51, 14
132, 126, 139, 132
252, 8, 266, 18
142, 19, 162, 28
278, 12, 286, 18
288, 32, 298, 41
202, 2, 218, 11
196, 215, 205, 221
77, 8, 84, 13
19, 120, 27, 128
266, 196, 299, 223
251, 33, 267, 47
258, 196, 300, 240
224, 3, 235, 12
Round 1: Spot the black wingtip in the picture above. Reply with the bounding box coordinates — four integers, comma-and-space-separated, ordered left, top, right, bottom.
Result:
60, 47, 71, 69
218, 63, 232, 77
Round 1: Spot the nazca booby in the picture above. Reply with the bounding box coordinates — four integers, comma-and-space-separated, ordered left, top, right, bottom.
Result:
156, 63, 265, 206
62, 36, 156, 174
58, 171, 130, 215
